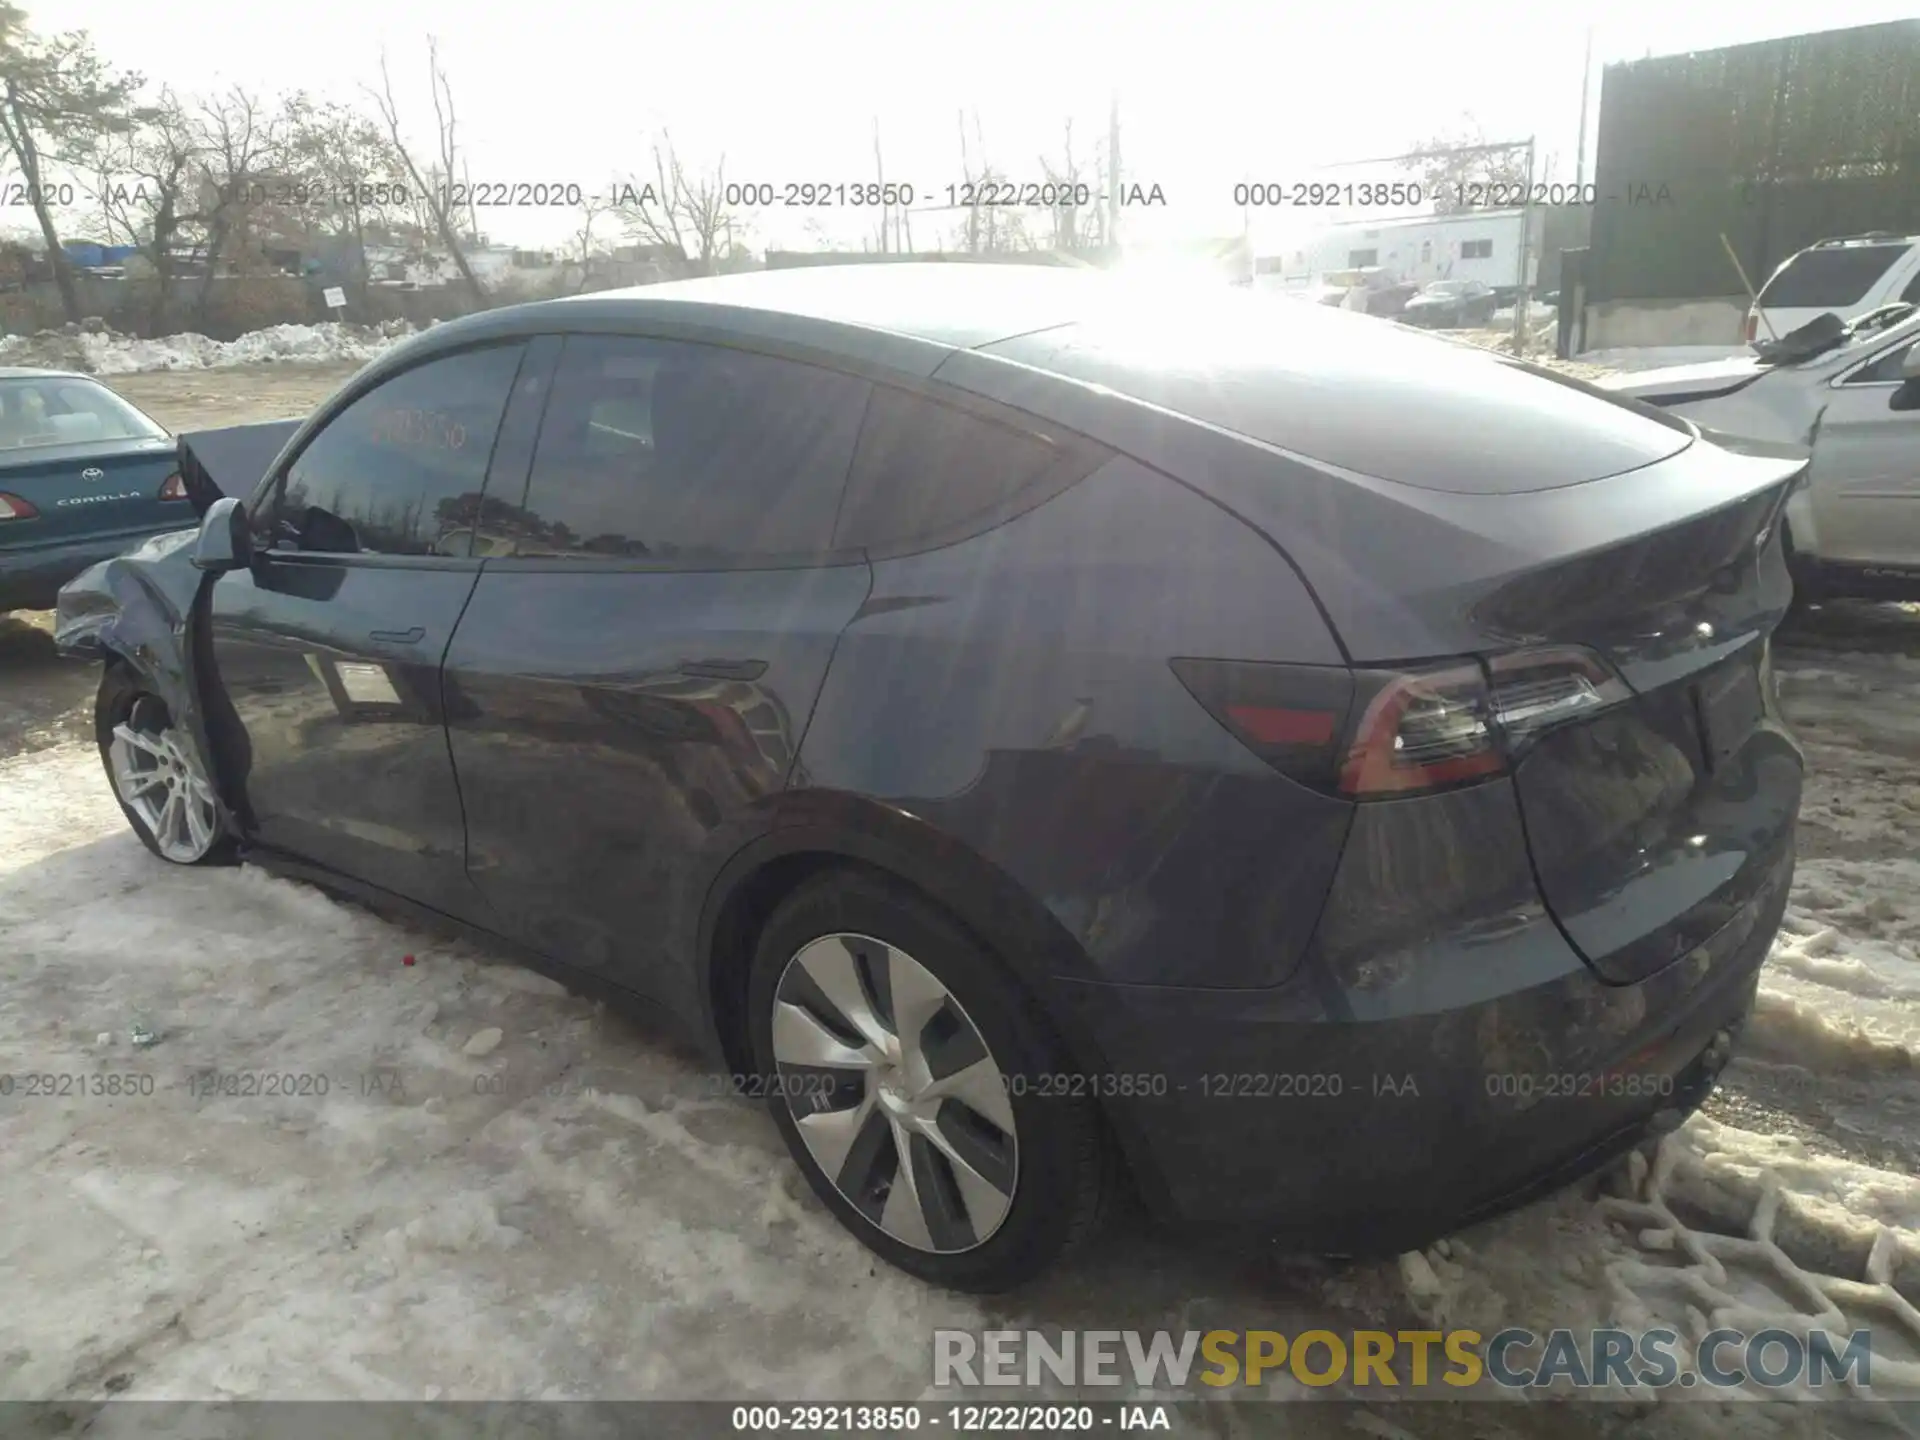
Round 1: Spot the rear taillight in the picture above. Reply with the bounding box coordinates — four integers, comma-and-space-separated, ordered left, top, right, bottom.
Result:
0, 492, 37, 520
1173, 645, 1631, 799
158, 472, 188, 500
1746, 312, 1759, 344
1485, 645, 1631, 753
1341, 663, 1503, 796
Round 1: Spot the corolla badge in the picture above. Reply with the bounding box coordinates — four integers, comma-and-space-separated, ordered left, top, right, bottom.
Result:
81, 466, 105, 481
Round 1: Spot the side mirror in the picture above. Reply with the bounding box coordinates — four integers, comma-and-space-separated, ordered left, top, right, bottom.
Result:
192, 496, 253, 572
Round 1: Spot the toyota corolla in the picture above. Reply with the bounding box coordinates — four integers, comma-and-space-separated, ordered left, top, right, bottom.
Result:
0, 367, 192, 613
55, 265, 1805, 1292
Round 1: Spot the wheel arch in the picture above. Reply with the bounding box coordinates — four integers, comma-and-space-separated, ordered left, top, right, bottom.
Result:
696, 794, 1165, 1213
696, 790, 1120, 1092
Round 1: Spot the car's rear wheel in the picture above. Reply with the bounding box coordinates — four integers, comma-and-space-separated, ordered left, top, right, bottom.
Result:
747, 869, 1111, 1292
96, 664, 233, 866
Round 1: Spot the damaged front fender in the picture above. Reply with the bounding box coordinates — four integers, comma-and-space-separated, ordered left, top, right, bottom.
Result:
53, 530, 229, 826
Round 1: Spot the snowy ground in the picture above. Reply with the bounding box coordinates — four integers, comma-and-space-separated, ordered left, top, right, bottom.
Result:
0, 320, 415, 376
3, 366, 1919, 1436
1575, 345, 1754, 372
4, 601, 1919, 1435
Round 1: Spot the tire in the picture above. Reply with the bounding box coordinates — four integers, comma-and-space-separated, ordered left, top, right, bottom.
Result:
95, 663, 235, 866
747, 868, 1112, 1292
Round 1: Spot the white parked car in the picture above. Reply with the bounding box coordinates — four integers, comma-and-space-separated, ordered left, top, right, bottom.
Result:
1606, 305, 1920, 603
1746, 234, 1920, 346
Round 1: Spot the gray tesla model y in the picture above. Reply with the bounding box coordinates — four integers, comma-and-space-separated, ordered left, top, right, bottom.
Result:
56, 265, 1805, 1291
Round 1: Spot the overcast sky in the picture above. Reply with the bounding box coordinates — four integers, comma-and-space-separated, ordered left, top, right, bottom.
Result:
29, 0, 1920, 256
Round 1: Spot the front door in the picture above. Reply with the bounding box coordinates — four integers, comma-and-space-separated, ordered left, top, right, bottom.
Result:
205, 342, 530, 919
1810, 338, 1920, 577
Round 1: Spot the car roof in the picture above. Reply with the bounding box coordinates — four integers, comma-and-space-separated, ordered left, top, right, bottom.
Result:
399, 263, 1213, 379
0, 366, 93, 380
364, 262, 1697, 497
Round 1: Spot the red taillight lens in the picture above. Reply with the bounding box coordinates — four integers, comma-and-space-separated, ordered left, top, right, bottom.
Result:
1175, 646, 1631, 800
158, 472, 188, 500
1746, 312, 1759, 344
0, 492, 38, 520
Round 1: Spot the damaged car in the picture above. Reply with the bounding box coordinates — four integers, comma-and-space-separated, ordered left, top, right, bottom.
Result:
57, 266, 1806, 1292
1604, 303, 1920, 603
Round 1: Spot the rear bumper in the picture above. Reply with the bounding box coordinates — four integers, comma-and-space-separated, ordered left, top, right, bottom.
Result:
1048, 836, 1792, 1252
0, 530, 178, 611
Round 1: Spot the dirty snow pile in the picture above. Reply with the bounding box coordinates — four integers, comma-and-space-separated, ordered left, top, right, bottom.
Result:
1, 614, 1917, 1430
0, 318, 416, 376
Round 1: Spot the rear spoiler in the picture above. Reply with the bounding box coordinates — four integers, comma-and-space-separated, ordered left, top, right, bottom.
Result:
176, 419, 304, 518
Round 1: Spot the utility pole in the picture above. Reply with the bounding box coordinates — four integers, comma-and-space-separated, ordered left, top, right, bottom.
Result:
1107, 93, 1120, 257
1512, 134, 1536, 354
1574, 24, 1595, 187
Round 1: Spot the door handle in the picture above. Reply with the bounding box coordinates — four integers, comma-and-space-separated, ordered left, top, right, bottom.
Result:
679, 658, 767, 681
369, 626, 426, 646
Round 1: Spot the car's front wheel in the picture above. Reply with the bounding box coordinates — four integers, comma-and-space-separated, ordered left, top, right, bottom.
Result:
748, 869, 1112, 1292
96, 664, 233, 866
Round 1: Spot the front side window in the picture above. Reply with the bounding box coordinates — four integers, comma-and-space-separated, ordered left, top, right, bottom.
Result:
1847, 339, 1917, 385
275, 344, 525, 556
0, 377, 166, 451
512, 335, 870, 562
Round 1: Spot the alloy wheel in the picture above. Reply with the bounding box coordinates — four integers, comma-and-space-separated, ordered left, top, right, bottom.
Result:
108, 709, 221, 863
770, 933, 1019, 1253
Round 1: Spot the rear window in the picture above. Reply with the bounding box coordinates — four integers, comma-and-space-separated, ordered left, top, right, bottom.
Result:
1759, 244, 1909, 309
980, 293, 1694, 495
0, 377, 165, 451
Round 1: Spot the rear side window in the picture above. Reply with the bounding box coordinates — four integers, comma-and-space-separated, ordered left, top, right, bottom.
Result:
833, 387, 1066, 551
1901, 269, 1920, 306
278, 344, 524, 556
1759, 245, 1908, 309
513, 335, 869, 562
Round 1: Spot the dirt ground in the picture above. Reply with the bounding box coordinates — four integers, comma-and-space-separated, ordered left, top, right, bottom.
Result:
109, 363, 363, 434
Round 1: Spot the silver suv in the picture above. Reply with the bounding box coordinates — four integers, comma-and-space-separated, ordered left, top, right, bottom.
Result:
1605, 305, 1920, 602
1747, 234, 1920, 346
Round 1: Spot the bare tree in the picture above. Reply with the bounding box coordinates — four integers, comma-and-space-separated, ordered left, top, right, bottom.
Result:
77, 88, 198, 331
952, 110, 1034, 255
565, 191, 614, 293
0, 5, 143, 321
612, 133, 736, 276
282, 94, 408, 305
1037, 118, 1110, 255
367, 38, 484, 301
184, 85, 290, 324
1401, 115, 1531, 214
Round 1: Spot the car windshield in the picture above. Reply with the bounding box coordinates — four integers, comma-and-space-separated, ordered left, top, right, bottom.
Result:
1757, 243, 1908, 309
0, 376, 166, 451
1425, 282, 1470, 297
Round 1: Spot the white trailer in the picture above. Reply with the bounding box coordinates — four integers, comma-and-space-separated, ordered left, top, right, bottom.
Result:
1288, 208, 1541, 291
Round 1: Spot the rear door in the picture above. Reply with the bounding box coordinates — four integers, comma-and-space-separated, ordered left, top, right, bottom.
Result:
204, 342, 531, 919
443, 332, 873, 1004
1806, 335, 1920, 572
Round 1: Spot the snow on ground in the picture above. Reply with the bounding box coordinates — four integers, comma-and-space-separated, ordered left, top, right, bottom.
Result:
1575, 345, 1754, 372
3, 608, 1919, 1429
0, 320, 416, 376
